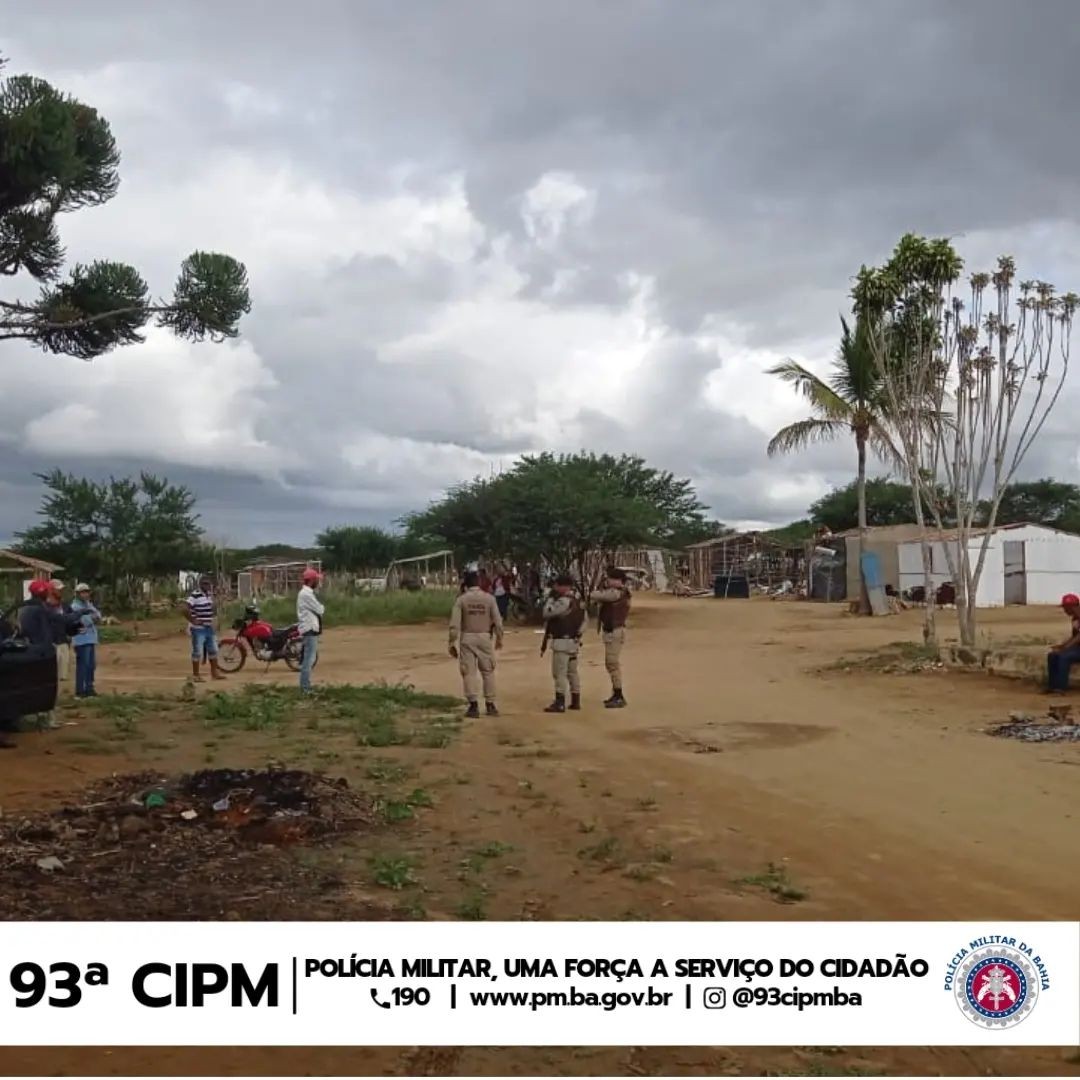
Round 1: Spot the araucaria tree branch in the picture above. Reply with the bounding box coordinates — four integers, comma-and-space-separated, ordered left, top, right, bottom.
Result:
1, 56, 251, 361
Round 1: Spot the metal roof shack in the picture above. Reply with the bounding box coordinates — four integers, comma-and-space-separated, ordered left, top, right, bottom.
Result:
685, 532, 803, 593
0, 548, 62, 577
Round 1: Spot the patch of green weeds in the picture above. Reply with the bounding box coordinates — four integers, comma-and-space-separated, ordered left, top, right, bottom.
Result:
578, 835, 621, 864
823, 641, 940, 675
736, 861, 808, 904
455, 892, 488, 921
370, 854, 417, 891
396, 897, 428, 920
379, 788, 436, 825
366, 759, 414, 783
64, 735, 111, 755
200, 686, 289, 731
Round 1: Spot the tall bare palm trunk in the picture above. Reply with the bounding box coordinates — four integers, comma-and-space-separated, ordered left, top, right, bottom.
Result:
856, 431, 870, 614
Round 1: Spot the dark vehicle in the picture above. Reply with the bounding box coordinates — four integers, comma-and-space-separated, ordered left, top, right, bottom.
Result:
0, 603, 59, 722
216, 604, 311, 674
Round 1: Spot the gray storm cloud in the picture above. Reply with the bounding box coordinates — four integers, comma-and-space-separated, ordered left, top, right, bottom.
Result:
2, 0, 1080, 543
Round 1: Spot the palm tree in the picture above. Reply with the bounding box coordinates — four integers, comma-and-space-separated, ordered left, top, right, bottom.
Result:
766, 317, 899, 536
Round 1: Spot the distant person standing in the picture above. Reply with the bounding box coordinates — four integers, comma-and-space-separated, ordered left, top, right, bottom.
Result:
297, 568, 325, 694
185, 576, 226, 683
71, 583, 102, 698
492, 570, 511, 622
448, 570, 503, 718
46, 579, 72, 690
592, 567, 632, 709
541, 575, 586, 713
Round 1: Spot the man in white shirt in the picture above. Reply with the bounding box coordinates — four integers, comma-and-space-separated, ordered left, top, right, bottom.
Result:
297, 568, 325, 693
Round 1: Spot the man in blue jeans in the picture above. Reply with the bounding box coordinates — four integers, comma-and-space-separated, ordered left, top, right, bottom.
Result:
71, 583, 102, 697
1046, 593, 1080, 694
296, 568, 325, 693
185, 577, 226, 683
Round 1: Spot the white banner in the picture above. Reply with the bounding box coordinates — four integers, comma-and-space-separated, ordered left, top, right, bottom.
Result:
0, 922, 1075, 1046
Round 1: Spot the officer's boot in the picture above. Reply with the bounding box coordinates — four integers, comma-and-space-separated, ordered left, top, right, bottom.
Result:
465, 700, 480, 719
569, 693, 581, 711
485, 701, 499, 717
604, 690, 627, 709
544, 693, 566, 714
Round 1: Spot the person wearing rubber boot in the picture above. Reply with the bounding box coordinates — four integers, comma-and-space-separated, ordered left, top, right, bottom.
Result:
593, 567, 631, 708
449, 570, 503, 718
541, 575, 585, 713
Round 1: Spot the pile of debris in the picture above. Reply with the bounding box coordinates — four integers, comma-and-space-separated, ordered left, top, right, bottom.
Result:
988, 707, 1080, 744
0, 768, 380, 920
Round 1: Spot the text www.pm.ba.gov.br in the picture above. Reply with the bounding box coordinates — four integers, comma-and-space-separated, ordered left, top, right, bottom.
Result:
465, 985, 864, 1012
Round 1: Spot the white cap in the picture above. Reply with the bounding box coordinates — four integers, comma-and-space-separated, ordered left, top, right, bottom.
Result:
49, 578, 65, 591
75, 582, 91, 592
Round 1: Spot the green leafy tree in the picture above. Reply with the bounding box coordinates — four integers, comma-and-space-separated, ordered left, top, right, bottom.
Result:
405, 452, 707, 602
855, 233, 1077, 646
980, 479, 1080, 530
809, 478, 919, 532
316, 525, 400, 573
852, 233, 965, 643
767, 317, 900, 538
16, 469, 202, 604
0, 56, 250, 359
764, 520, 817, 546
667, 518, 733, 549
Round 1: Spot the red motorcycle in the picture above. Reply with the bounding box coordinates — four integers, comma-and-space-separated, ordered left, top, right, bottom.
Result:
216, 604, 315, 674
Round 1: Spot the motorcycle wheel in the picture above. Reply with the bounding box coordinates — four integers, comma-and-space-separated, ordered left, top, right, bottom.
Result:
283, 638, 317, 673
216, 638, 247, 674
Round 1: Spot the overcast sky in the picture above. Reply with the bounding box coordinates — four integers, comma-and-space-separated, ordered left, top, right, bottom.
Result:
3, 1, 1080, 546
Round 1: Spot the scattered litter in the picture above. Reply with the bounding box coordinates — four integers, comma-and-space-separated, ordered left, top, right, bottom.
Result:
212, 796, 229, 812
0, 768, 378, 920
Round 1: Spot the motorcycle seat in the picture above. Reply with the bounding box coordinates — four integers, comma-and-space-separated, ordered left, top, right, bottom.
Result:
272, 624, 298, 635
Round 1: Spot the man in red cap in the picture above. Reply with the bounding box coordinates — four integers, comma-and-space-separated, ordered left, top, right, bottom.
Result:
296, 568, 324, 693
1046, 593, 1080, 694
18, 579, 56, 647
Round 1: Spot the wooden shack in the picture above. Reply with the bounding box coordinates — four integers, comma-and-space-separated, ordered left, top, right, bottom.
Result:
385, 550, 455, 591
238, 559, 322, 599
685, 532, 803, 594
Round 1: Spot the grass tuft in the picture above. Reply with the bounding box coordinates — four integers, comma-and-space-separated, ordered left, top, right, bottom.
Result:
736, 861, 808, 904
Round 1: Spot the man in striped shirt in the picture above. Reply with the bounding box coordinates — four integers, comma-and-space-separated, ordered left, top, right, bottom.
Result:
185, 577, 226, 683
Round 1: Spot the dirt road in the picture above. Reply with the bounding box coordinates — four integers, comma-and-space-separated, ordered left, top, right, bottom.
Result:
4, 596, 1078, 1077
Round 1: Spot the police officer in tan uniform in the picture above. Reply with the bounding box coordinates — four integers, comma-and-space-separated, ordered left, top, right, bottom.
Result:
592, 567, 631, 708
541, 574, 585, 713
449, 570, 503, 718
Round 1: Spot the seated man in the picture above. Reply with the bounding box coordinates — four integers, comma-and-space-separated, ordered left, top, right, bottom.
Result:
1046, 593, 1080, 694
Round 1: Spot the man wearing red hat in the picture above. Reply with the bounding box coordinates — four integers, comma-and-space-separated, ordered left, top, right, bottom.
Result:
1046, 593, 1080, 694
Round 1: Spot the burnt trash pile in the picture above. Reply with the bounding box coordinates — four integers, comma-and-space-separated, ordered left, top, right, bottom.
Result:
0, 768, 379, 920
988, 709, 1080, 743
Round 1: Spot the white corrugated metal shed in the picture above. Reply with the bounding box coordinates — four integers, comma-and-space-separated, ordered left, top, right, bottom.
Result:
897, 523, 1080, 607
